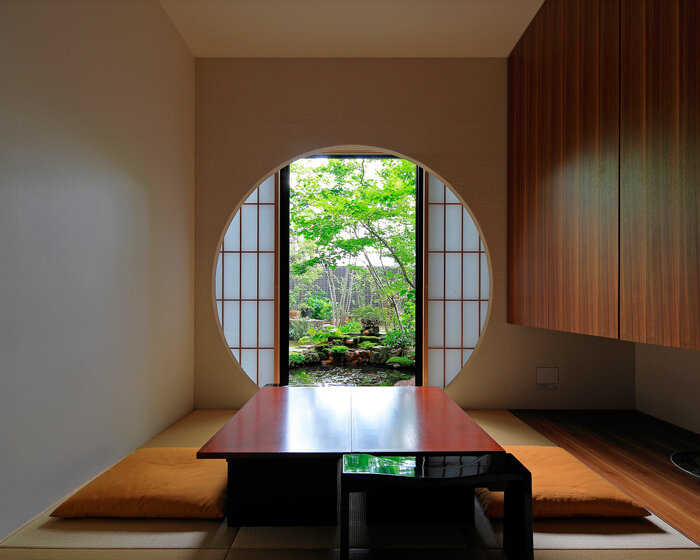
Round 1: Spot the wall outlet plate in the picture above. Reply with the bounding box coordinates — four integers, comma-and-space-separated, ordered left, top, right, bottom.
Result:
536, 367, 559, 389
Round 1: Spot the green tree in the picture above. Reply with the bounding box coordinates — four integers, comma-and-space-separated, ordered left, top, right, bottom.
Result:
290, 158, 416, 330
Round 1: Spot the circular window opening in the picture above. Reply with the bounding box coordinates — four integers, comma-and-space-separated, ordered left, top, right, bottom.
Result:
214, 153, 490, 388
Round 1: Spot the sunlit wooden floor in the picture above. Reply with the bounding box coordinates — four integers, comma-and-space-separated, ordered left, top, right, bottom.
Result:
513, 409, 700, 546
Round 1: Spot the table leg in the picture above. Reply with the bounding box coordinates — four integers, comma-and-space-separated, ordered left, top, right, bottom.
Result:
502, 470, 533, 560
339, 481, 349, 559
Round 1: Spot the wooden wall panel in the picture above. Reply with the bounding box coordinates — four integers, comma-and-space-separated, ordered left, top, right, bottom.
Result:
620, 0, 700, 350
508, 0, 619, 338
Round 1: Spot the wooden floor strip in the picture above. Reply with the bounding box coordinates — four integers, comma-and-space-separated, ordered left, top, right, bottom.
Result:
511, 410, 700, 546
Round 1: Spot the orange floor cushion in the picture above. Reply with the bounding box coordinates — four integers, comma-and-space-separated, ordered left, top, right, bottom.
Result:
476, 446, 650, 519
51, 448, 226, 519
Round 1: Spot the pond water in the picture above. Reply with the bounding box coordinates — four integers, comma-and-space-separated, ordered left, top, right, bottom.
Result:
289, 365, 415, 386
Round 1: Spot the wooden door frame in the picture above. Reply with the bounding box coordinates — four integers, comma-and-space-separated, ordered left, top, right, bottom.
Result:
279, 156, 424, 386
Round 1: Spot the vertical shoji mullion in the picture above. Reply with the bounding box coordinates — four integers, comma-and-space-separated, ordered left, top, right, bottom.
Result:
274, 172, 279, 384
478, 237, 482, 335
460, 197, 464, 367
256, 194, 260, 386
238, 200, 243, 358
422, 170, 429, 386
441, 181, 446, 388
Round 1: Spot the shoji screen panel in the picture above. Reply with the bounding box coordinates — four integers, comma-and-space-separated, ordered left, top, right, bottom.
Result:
425, 173, 489, 387
215, 174, 278, 386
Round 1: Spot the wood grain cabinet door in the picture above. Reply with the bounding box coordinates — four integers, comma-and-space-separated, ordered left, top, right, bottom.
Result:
508, 0, 619, 338
620, 0, 700, 349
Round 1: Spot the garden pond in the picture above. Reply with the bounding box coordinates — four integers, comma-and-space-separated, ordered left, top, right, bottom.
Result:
289, 364, 415, 386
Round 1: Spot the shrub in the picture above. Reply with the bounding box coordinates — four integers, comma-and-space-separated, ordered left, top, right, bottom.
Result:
303, 289, 333, 320
386, 356, 414, 368
306, 325, 339, 344
353, 306, 383, 321
330, 345, 349, 355
288, 353, 306, 367
289, 318, 312, 340
298, 336, 311, 344
359, 341, 378, 350
339, 320, 362, 334
383, 329, 415, 348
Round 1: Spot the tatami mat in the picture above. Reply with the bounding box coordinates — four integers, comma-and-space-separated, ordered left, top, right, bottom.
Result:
0, 511, 238, 550
227, 495, 695, 552
531, 514, 695, 549
232, 527, 338, 550
225, 549, 504, 559
2, 408, 698, 559
140, 410, 237, 448
0, 550, 228, 560
466, 410, 556, 447
534, 551, 700, 560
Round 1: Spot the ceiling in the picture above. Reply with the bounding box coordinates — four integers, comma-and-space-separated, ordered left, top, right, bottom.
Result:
158, 0, 544, 58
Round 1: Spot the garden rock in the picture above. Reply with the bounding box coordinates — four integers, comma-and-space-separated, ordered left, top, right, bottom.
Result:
370, 345, 390, 364
345, 349, 370, 365
394, 377, 415, 387
302, 351, 321, 364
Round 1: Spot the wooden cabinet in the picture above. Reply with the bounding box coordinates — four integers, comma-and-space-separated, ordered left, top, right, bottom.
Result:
620, 0, 700, 350
508, 0, 700, 350
508, 0, 619, 339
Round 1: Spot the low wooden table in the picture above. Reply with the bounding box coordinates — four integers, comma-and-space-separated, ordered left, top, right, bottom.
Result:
198, 386, 532, 558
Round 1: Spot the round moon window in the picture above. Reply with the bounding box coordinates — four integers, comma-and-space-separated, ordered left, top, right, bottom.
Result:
214, 156, 489, 387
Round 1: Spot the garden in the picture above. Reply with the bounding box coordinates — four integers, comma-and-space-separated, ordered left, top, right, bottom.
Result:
288, 157, 417, 386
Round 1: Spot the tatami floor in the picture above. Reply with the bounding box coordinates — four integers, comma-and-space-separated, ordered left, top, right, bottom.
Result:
1, 409, 698, 560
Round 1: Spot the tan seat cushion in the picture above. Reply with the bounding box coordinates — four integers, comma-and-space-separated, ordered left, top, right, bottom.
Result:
51, 448, 226, 519
476, 446, 650, 518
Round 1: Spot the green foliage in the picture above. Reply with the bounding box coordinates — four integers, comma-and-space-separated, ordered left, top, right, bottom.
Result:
305, 325, 337, 343
289, 318, 312, 340
288, 353, 307, 367
330, 345, 349, 355
399, 299, 416, 331
353, 306, 383, 321
302, 288, 333, 320
359, 341, 378, 350
383, 329, 415, 348
298, 336, 311, 344
290, 158, 417, 331
386, 356, 414, 368
339, 320, 362, 334
356, 336, 380, 344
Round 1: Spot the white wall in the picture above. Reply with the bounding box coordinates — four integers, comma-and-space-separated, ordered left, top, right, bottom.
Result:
636, 344, 700, 434
194, 58, 636, 410
0, 0, 195, 538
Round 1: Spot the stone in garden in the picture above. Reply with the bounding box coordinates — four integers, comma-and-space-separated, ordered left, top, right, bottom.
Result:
370, 345, 390, 364
302, 351, 320, 364
394, 377, 415, 387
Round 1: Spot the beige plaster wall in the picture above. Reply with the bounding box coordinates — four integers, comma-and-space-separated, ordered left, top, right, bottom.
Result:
0, 0, 194, 538
195, 58, 635, 410
636, 344, 700, 434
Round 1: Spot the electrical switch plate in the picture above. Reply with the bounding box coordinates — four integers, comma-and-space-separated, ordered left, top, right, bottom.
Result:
536, 367, 559, 390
